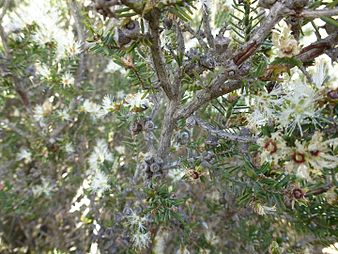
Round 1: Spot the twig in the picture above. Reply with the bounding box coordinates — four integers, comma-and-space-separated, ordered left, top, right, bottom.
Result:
192, 116, 256, 143
148, 9, 176, 100
147, 9, 181, 160
175, 79, 242, 120
175, 21, 185, 57
201, 2, 214, 49
310, 21, 321, 41
305, 183, 334, 197
297, 31, 338, 63
301, 7, 338, 18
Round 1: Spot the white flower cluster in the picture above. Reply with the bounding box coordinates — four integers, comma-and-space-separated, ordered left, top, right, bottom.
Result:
3, 0, 81, 60
36, 64, 51, 79
125, 92, 152, 112
33, 100, 53, 126
32, 178, 54, 197
91, 170, 110, 195
272, 20, 300, 58
89, 139, 113, 171
35, 62, 76, 89
126, 209, 151, 250
131, 231, 151, 250
82, 92, 152, 119
258, 131, 338, 181
249, 59, 330, 135
17, 148, 32, 163
88, 139, 113, 195
61, 72, 75, 88
83, 100, 106, 119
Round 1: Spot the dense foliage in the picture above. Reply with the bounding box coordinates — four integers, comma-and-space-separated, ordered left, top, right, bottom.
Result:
0, 0, 337, 253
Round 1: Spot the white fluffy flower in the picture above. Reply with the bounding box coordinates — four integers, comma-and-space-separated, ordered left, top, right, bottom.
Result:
257, 132, 287, 165
102, 94, 113, 111
247, 109, 268, 130
61, 72, 75, 88
3, 0, 77, 60
17, 148, 32, 163
65, 143, 75, 154
312, 59, 327, 88
83, 100, 105, 119
272, 20, 300, 58
278, 83, 322, 135
102, 94, 114, 113
33, 101, 52, 125
66, 41, 82, 57
58, 109, 71, 121
306, 132, 338, 170
127, 210, 148, 232
101, 94, 123, 115
91, 170, 110, 194
32, 179, 54, 197
125, 92, 151, 112
248, 85, 284, 127
88, 139, 113, 171
132, 231, 151, 250
36, 64, 51, 79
